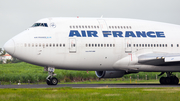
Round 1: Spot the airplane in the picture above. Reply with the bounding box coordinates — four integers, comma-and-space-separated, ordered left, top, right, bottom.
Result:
3, 17, 180, 85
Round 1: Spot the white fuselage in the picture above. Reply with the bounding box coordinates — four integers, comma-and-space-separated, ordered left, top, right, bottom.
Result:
4, 17, 180, 72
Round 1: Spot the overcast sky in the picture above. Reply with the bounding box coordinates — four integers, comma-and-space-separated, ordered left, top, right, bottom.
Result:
0, 0, 180, 48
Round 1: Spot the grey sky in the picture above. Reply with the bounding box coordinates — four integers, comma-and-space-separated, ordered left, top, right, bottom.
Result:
0, 0, 180, 48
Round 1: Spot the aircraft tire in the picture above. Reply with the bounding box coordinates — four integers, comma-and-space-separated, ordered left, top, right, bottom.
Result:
160, 77, 166, 84
51, 77, 58, 85
170, 76, 179, 85
46, 80, 51, 85
165, 77, 171, 84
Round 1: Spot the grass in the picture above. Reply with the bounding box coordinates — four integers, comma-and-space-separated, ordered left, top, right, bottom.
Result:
0, 87, 180, 101
0, 62, 180, 84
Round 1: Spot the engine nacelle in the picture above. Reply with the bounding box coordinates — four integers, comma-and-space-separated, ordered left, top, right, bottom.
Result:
95, 71, 125, 78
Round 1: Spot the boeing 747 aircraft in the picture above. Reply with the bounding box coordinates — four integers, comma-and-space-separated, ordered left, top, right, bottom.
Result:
3, 17, 180, 85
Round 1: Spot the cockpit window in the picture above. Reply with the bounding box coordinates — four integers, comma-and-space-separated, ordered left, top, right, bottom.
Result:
32, 23, 48, 27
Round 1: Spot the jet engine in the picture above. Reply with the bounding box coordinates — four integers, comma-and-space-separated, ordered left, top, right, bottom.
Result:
95, 71, 125, 78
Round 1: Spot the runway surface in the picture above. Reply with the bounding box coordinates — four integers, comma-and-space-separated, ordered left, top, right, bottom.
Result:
0, 84, 180, 88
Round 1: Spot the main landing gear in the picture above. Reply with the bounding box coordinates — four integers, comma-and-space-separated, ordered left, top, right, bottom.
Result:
46, 67, 58, 85
159, 72, 179, 85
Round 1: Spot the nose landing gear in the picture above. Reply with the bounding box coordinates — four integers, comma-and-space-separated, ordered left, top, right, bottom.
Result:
46, 67, 58, 85
159, 72, 179, 85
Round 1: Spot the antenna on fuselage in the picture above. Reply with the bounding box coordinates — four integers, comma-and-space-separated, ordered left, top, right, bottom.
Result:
101, 15, 103, 18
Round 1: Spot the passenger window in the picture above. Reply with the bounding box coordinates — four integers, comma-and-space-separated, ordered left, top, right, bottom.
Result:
43, 44, 45, 48
82, 26, 84, 28
151, 44, 153, 47
142, 44, 144, 47
148, 44, 150, 47
97, 26, 99, 28
36, 44, 38, 47
101, 44, 103, 47
160, 44, 161, 47
154, 44, 156, 47
79, 26, 81, 28
162, 44, 164, 47
139, 44, 141, 47
171, 44, 173, 47
86, 44, 88, 47
92, 44, 94, 47
129, 44, 131, 47
60, 44, 62, 47
110, 44, 112, 47
113, 44, 115, 47
85, 26, 87, 28
115, 26, 117, 29
89, 44, 91, 47
76, 26, 78, 28
136, 44, 138, 47
70, 26, 72, 28
107, 44, 109, 47
63, 44, 65, 47
145, 44, 147, 47
109, 26, 111, 29
91, 26, 93, 28
104, 44, 106, 47
56, 44, 58, 47
165, 44, 167, 47
177, 44, 179, 47
32, 44, 34, 47
50, 44, 52, 47
88, 26, 90, 28
133, 44, 135, 47
73, 26, 75, 28
157, 44, 158, 47
46, 44, 48, 47
94, 26, 96, 28
24, 43, 27, 47
95, 44, 97, 47
28, 43, 30, 47
112, 26, 114, 29
98, 44, 100, 47
39, 44, 41, 47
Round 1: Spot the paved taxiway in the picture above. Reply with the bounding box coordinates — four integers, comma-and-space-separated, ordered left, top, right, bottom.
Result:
0, 84, 180, 88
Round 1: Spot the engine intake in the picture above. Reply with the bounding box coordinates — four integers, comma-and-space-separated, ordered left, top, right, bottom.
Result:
95, 71, 125, 78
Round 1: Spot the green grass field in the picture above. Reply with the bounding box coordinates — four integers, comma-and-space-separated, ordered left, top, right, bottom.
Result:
0, 88, 180, 101
0, 62, 180, 85
1, 63, 180, 101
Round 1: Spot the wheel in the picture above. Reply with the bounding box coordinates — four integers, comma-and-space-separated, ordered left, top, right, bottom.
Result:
46, 79, 51, 85
50, 77, 58, 85
160, 77, 166, 84
165, 77, 171, 84
171, 76, 179, 85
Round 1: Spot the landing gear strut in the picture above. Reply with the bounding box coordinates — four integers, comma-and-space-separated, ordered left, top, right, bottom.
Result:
46, 67, 58, 85
159, 72, 179, 85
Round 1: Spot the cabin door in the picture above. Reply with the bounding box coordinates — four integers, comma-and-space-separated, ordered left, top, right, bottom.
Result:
125, 38, 132, 53
69, 38, 76, 53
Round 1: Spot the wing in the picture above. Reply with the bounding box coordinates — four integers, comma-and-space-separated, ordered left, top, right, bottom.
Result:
138, 53, 180, 66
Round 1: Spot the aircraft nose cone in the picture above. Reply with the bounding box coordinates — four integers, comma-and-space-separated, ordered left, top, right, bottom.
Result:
3, 39, 15, 55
